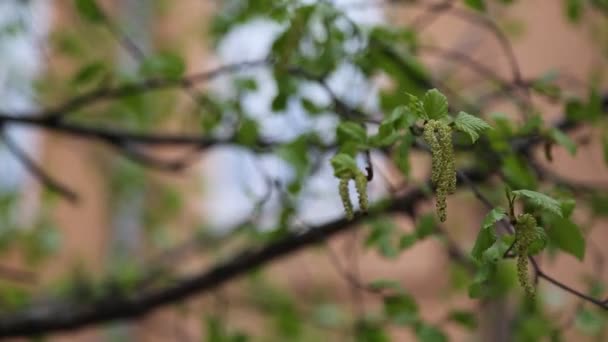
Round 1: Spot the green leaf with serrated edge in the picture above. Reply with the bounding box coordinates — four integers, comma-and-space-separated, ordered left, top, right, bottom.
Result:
512, 190, 563, 217
330, 153, 358, 178
482, 207, 507, 230
454, 111, 492, 143
422, 89, 449, 119
547, 217, 585, 260
549, 128, 577, 155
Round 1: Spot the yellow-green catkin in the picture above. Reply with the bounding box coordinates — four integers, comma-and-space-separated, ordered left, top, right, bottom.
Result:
339, 178, 354, 220
354, 170, 368, 213
515, 213, 537, 297
423, 120, 456, 222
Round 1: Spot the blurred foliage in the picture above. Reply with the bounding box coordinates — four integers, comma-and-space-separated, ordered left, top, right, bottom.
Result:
0, 0, 606, 341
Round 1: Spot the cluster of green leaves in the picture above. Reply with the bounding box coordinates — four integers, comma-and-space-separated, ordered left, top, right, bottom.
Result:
331, 89, 491, 222
470, 188, 587, 299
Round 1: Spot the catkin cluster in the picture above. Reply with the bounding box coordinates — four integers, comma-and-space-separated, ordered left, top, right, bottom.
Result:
338, 170, 368, 220
515, 213, 537, 297
423, 120, 456, 222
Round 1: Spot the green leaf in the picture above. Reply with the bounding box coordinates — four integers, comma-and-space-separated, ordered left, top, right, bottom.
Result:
330, 153, 358, 178
416, 323, 448, 342
454, 111, 492, 143
464, 0, 486, 11
447, 310, 477, 330
471, 208, 505, 262
560, 198, 576, 218
471, 225, 496, 262
235, 118, 259, 146
547, 217, 585, 260
369, 121, 399, 147
415, 213, 436, 239
590, 193, 608, 217
564, 0, 584, 22
366, 218, 400, 258
512, 190, 563, 217
71, 61, 107, 87
356, 319, 390, 342
405, 93, 427, 120
575, 308, 604, 335
399, 234, 418, 249
482, 207, 507, 230
549, 128, 577, 155
422, 89, 449, 119
337, 122, 367, 144
383, 294, 418, 325
74, 0, 105, 23
140, 52, 186, 80
501, 155, 538, 190
481, 238, 509, 264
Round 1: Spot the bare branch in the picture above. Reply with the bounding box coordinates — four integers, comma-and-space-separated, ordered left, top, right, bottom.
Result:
0, 129, 78, 202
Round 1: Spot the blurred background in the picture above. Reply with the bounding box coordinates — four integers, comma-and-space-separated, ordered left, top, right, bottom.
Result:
0, 0, 607, 341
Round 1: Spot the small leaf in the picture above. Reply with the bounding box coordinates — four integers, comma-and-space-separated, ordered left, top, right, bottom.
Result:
549, 128, 577, 155
564, 0, 584, 23
235, 118, 259, 146
447, 310, 477, 330
512, 190, 563, 217
415, 213, 436, 239
547, 217, 585, 260
464, 0, 486, 11
337, 122, 367, 144
383, 294, 418, 325
369, 121, 399, 147
140, 52, 186, 80
575, 308, 604, 335
471, 225, 496, 262
330, 153, 358, 178
454, 111, 492, 143
399, 234, 418, 249
416, 323, 448, 342
405, 93, 427, 120
71, 61, 107, 86
74, 0, 105, 23
560, 198, 576, 218
501, 155, 538, 190
482, 207, 507, 230
422, 89, 448, 119
355, 319, 390, 342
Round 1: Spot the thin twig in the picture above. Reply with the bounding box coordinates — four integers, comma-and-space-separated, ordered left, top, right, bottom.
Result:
0, 129, 78, 202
